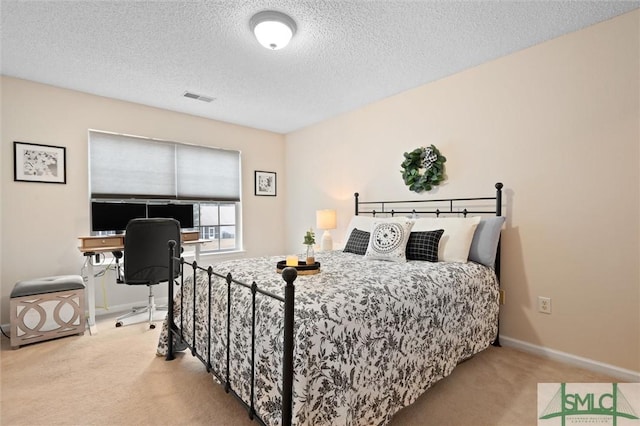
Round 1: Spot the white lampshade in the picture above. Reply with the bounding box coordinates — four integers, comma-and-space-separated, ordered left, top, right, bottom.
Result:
316, 209, 337, 251
316, 209, 337, 230
250, 11, 296, 50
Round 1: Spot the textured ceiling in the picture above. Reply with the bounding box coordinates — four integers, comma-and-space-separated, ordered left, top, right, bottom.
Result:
1, 1, 638, 134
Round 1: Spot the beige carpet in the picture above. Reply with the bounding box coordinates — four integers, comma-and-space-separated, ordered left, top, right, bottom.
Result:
0, 315, 618, 426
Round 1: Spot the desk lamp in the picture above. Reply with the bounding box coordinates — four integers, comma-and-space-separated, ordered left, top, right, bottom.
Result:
316, 209, 337, 251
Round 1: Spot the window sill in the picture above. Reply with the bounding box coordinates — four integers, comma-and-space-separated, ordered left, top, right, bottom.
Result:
185, 249, 247, 264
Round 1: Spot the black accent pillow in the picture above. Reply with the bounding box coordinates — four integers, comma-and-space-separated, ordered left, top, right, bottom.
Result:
406, 229, 445, 262
343, 228, 370, 256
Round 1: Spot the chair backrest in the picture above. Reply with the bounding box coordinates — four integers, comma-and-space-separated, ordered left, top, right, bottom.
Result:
123, 218, 181, 285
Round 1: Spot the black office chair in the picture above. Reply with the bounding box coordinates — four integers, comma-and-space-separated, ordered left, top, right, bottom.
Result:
115, 218, 181, 329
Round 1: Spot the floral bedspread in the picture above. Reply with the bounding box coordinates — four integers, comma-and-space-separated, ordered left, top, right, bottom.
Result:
157, 250, 499, 426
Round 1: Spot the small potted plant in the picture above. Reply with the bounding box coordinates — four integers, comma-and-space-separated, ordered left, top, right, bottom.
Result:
303, 229, 315, 265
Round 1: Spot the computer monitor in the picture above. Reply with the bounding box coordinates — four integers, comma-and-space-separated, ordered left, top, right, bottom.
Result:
147, 203, 194, 229
91, 202, 147, 233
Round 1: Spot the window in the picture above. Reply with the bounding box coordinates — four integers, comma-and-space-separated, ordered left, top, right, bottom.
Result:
197, 202, 238, 251
89, 131, 241, 253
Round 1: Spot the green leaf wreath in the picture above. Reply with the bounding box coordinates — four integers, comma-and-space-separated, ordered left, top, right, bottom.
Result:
401, 145, 447, 193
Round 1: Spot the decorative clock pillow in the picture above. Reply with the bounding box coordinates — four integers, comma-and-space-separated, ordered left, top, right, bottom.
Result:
364, 218, 414, 262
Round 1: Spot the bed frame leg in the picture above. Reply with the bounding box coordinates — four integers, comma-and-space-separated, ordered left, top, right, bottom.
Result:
166, 240, 177, 361
493, 329, 502, 347
492, 182, 503, 348
281, 267, 297, 426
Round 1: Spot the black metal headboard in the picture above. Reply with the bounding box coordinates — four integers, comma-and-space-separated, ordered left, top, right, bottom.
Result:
354, 182, 503, 218
354, 181, 504, 292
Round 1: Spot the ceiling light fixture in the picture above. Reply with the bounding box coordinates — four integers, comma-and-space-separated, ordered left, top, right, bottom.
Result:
250, 10, 296, 50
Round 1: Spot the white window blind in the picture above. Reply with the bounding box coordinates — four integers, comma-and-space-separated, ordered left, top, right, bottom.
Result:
176, 144, 240, 201
89, 131, 240, 201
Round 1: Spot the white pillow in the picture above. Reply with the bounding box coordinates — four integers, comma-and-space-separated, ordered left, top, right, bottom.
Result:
343, 215, 374, 244
411, 216, 481, 263
364, 218, 414, 263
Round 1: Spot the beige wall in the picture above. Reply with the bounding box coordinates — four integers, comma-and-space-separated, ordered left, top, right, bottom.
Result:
1, 10, 638, 374
285, 11, 640, 372
1, 76, 286, 321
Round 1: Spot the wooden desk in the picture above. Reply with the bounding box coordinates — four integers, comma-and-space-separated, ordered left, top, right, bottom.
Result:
78, 231, 205, 334
78, 230, 200, 251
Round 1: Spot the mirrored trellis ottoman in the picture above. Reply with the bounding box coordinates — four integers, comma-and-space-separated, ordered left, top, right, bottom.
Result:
10, 275, 86, 349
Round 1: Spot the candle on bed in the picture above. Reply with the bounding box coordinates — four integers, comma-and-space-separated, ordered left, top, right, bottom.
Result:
286, 255, 298, 266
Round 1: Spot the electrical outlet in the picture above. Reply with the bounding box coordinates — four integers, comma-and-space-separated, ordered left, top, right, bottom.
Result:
538, 296, 552, 314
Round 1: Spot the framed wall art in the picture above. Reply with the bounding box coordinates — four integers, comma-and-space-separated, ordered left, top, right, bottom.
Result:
255, 170, 276, 196
14, 141, 67, 184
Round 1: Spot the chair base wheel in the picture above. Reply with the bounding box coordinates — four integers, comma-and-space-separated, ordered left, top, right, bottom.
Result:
115, 321, 123, 327
150, 323, 156, 329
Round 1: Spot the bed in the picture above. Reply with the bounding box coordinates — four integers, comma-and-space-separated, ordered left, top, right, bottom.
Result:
157, 183, 505, 426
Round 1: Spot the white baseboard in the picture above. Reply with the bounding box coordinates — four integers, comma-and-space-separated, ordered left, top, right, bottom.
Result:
500, 335, 640, 382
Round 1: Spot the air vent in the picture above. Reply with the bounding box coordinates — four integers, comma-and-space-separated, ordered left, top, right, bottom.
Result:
183, 91, 215, 103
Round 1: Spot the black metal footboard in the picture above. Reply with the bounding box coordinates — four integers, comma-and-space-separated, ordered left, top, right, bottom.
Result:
165, 241, 297, 426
